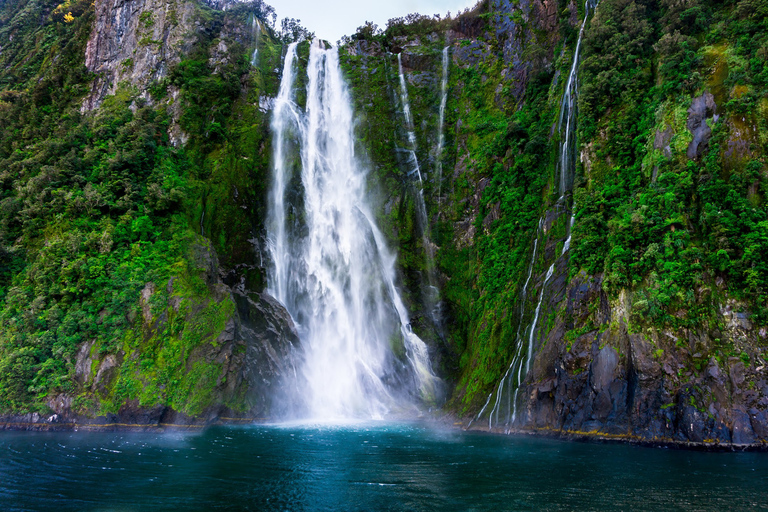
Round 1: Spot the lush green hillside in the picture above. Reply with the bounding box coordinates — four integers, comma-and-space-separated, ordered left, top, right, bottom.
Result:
338, 0, 768, 442
0, 0, 287, 418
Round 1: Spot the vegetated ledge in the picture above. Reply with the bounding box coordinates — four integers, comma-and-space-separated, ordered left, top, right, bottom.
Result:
461, 423, 768, 453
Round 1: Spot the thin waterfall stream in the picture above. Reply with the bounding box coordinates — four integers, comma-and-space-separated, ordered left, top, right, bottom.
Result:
395, 52, 443, 334
435, 46, 449, 205
250, 16, 261, 67
267, 41, 440, 421
475, 1, 597, 430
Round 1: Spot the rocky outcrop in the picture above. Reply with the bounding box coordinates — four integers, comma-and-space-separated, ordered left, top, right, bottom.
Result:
232, 290, 303, 416
82, 0, 197, 111
514, 274, 768, 447
686, 92, 717, 160
6, 241, 301, 430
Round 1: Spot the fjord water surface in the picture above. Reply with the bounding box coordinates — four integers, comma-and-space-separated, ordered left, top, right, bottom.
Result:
2, 424, 767, 511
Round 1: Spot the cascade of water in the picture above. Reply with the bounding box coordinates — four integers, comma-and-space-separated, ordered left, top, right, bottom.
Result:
396, 54, 422, 182
559, 1, 598, 265
396, 53, 443, 333
268, 42, 300, 307
477, 224, 540, 429
478, 2, 597, 430
559, 0, 596, 197
435, 46, 450, 204
267, 41, 440, 421
250, 17, 262, 67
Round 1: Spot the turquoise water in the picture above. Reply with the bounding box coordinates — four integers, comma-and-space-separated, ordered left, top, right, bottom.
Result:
1, 422, 766, 511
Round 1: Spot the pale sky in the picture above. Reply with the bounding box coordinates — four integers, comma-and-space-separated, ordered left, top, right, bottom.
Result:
269, 0, 480, 43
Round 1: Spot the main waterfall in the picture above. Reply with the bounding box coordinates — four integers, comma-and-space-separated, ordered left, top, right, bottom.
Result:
267, 41, 440, 421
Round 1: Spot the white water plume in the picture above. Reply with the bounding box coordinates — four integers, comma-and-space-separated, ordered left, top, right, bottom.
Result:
267, 42, 440, 421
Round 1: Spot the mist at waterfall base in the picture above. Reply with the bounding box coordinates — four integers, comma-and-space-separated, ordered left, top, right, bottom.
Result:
266, 41, 440, 421
3, 425, 768, 511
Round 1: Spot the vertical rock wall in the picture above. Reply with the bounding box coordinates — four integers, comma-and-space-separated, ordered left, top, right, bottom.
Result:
82, 0, 197, 110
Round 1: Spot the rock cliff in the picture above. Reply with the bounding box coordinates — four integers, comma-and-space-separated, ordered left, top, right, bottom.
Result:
82, 0, 197, 111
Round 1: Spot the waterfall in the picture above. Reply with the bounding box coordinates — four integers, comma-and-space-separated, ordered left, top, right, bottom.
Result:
250, 17, 262, 67
267, 41, 440, 421
559, 0, 598, 259
474, 224, 541, 430
477, 1, 597, 431
396, 53, 443, 334
396, 54, 422, 182
268, 42, 300, 307
435, 46, 450, 204
559, 0, 596, 197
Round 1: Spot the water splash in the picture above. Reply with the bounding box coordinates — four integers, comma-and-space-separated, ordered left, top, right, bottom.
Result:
267, 42, 440, 421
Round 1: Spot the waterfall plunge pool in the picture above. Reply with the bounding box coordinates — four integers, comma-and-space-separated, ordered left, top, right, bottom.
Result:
2, 422, 766, 511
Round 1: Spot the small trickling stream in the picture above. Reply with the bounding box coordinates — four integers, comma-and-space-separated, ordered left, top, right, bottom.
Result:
477, 0, 599, 430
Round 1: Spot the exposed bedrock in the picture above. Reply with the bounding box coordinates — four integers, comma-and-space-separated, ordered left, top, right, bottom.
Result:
517, 272, 768, 445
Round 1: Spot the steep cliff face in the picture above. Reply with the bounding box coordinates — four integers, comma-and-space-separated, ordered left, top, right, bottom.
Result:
60, 240, 301, 425
82, 0, 197, 111
0, 0, 293, 425
340, 0, 768, 446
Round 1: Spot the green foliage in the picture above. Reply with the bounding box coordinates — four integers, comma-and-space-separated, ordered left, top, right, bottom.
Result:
572, 0, 768, 326
0, 0, 280, 414
2, 0, 767, 421
98, 249, 237, 417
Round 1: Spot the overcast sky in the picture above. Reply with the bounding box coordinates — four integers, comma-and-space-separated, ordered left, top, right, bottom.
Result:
269, 0, 480, 43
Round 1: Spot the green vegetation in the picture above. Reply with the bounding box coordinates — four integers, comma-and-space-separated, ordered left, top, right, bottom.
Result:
573, 0, 768, 327
340, 0, 768, 415
0, 0, 280, 415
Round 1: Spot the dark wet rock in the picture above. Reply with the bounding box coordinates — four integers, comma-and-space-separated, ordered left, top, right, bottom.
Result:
750, 409, 768, 439
732, 408, 756, 445
687, 92, 717, 159
116, 401, 168, 425
399, 51, 433, 73
591, 346, 619, 392
233, 290, 302, 416
511, 271, 768, 447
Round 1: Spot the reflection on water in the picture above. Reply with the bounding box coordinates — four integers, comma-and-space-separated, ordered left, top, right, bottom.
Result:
1, 423, 767, 511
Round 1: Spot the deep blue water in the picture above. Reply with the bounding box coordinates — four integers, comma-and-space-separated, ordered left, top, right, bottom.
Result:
1, 422, 767, 511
